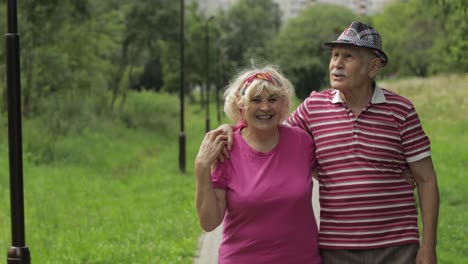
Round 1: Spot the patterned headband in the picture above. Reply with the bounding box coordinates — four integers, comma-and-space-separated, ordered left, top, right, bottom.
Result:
238, 72, 282, 96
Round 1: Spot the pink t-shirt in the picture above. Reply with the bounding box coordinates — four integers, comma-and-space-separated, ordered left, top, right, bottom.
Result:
211, 125, 321, 264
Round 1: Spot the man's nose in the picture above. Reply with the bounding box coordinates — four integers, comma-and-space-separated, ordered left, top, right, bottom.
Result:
333, 56, 344, 68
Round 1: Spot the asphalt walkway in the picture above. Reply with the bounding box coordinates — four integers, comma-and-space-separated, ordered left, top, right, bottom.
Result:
193, 178, 321, 264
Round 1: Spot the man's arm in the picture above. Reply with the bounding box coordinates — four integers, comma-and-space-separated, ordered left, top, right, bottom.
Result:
284, 97, 313, 136
409, 156, 439, 264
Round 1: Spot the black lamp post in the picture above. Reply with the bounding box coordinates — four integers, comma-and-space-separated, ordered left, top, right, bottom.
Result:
216, 43, 222, 125
205, 16, 214, 133
5, 0, 31, 263
178, 0, 186, 174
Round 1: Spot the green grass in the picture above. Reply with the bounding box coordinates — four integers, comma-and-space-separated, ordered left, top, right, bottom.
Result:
0, 95, 210, 263
382, 74, 468, 263
0, 74, 466, 263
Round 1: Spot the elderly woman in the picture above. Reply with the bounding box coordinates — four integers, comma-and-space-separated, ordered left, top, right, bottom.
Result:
195, 66, 321, 263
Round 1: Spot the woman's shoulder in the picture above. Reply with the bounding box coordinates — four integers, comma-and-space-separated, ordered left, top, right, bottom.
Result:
279, 125, 313, 141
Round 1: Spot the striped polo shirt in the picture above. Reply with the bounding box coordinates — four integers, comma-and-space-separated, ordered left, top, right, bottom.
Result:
286, 86, 431, 249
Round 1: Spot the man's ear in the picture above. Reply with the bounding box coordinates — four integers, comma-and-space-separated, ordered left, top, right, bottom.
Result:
368, 57, 382, 79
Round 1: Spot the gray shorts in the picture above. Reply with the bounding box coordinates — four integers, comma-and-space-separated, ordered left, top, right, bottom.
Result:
321, 243, 419, 264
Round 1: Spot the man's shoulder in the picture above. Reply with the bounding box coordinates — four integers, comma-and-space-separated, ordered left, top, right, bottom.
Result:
305, 88, 335, 103
308, 88, 334, 97
380, 87, 414, 107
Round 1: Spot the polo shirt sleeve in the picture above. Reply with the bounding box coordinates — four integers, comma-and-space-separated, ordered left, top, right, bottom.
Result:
211, 160, 231, 189
401, 104, 431, 163
285, 95, 314, 136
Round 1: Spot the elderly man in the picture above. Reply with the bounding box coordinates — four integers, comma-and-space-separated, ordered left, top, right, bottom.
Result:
284, 21, 439, 264
216, 21, 439, 264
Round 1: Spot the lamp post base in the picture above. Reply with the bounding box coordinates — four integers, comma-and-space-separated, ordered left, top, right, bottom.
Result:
179, 132, 186, 175
7, 246, 30, 264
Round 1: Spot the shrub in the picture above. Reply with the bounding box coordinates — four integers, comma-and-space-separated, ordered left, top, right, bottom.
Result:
119, 91, 179, 136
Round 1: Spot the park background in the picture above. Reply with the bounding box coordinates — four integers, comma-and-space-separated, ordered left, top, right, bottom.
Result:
0, 0, 466, 263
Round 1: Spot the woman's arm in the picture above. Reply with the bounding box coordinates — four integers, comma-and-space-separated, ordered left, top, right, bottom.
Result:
195, 130, 228, 231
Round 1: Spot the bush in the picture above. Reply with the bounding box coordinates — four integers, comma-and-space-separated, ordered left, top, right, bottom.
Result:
119, 91, 179, 135
23, 88, 110, 164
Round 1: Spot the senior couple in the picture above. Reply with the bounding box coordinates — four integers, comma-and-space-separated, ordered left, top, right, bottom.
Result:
195, 21, 439, 264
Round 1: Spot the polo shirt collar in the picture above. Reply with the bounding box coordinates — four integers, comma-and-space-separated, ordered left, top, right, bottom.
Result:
331, 86, 386, 104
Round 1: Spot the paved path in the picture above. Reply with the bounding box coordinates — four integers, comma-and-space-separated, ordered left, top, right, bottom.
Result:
193, 178, 321, 264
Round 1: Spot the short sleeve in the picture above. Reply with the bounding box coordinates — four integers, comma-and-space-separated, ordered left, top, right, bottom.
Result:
211, 160, 231, 189
285, 96, 314, 136
401, 105, 431, 163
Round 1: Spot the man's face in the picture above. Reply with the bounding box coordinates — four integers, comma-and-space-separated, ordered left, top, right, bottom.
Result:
328, 45, 372, 92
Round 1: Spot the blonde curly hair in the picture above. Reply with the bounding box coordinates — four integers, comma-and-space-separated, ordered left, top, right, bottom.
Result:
223, 65, 294, 123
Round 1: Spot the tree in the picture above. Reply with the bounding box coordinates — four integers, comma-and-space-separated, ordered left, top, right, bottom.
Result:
429, 0, 468, 73
218, 0, 282, 69
274, 4, 357, 99
373, 0, 467, 76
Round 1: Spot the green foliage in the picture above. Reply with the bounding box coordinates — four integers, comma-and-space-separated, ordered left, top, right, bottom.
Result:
218, 0, 281, 69
23, 88, 110, 164
372, 0, 467, 77
120, 91, 178, 135
274, 4, 358, 98
429, 0, 468, 73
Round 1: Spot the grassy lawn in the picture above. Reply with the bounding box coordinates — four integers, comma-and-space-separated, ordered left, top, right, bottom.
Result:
382, 74, 468, 263
0, 74, 466, 263
0, 95, 210, 263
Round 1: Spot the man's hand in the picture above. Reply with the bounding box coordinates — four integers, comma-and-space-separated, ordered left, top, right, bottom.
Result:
416, 244, 437, 264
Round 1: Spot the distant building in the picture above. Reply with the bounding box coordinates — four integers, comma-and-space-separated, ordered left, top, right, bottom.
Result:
313, 0, 396, 15
275, 0, 315, 22
189, 0, 239, 15
191, 0, 396, 21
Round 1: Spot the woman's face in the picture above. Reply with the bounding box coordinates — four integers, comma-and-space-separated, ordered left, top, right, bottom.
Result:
241, 89, 284, 133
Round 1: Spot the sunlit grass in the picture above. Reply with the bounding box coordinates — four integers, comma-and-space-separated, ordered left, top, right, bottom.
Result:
382, 74, 468, 263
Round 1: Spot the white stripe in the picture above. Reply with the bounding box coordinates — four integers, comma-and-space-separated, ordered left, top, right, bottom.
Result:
402, 123, 421, 134
406, 146, 430, 156
321, 202, 414, 212
359, 118, 398, 129
367, 108, 405, 121
386, 100, 412, 110
320, 153, 405, 165
320, 190, 413, 199
354, 140, 401, 152
404, 134, 427, 145
317, 141, 400, 154
316, 142, 352, 152
407, 151, 431, 163
320, 179, 406, 188
321, 226, 418, 235
314, 130, 350, 140
309, 97, 331, 102
356, 129, 401, 141
307, 108, 344, 114
321, 166, 398, 175
321, 215, 417, 223
310, 119, 352, 128
320, 237, 418, 247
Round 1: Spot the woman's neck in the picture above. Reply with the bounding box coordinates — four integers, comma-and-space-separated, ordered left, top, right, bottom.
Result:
241, 126, 280, 153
